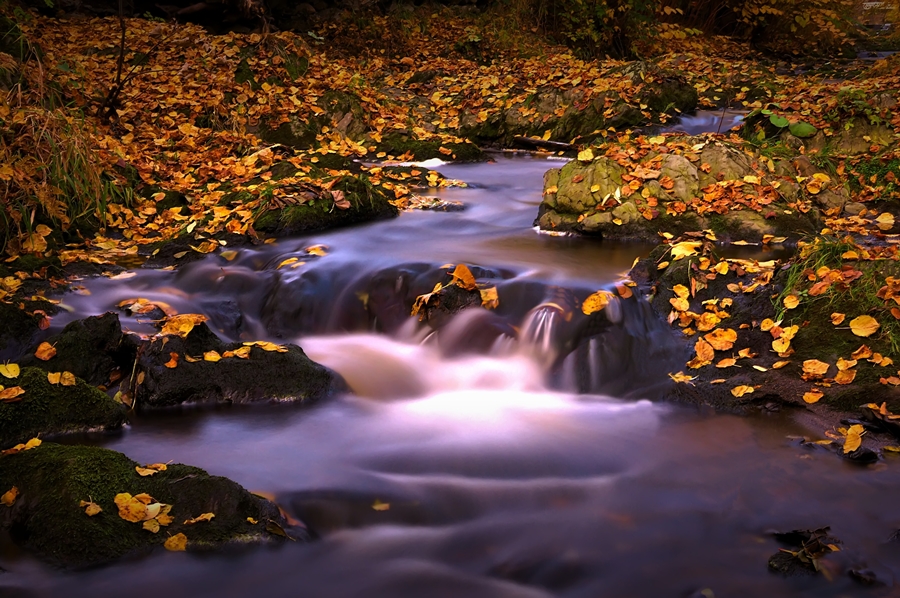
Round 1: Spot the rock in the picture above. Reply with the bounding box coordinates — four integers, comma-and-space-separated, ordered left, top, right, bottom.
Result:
134, 322, 340, 407
806, 117, 896, 156
20, 313, 136, 387
0, 303, 41, 362
0, 367, 127, 449
253, 174, 398, 237
375, 133, 485, 162
0, 443, 296, 568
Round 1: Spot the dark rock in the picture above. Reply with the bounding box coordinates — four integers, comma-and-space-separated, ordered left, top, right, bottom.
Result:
0, 303, 41, 362
20, 313, 135, 387
134, 322, 340, 407
0, 367, 127, 449
0, 443, 296, 568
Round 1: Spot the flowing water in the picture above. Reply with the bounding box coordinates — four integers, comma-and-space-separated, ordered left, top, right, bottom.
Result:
2, 117, 900, 597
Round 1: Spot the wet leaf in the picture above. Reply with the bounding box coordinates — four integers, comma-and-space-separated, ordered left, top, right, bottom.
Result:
450, 264, 477, 291
772, 361, 791, 369
184, 512, 215, 525
164, 353, 179, 368
731, 385, 754, 398
0, 363, 19, 379
247, 517, 258, 524
716, 358, 736, 368
203, 351, 221, 362
835, 358, 857, 371
372, 499, 390, 511
265, 520, 293, 540
0, 386, 25, 402
480, 286, 499, 309
843, 424, 865, 453
143, 519, 160, 533
160, 314, 208, 338
849, 315, 879, 338
164, 533, 188, 551
34, 342, 57, 361
668, 371, 696, 384
2, 486, 19, 506
577, 148, 594, 162
783, 294, 800, 310
834, 369, 856, 385
669, 242, 701, 261
802, 359, 830, 377
114, 493, 149, 522
830, 313, 845, 325
704, 328, 737, 351
803, 389, 824, 404
60, 371, 76, 386
47, 372, 61, 384
851, 345, 873, 360
305, 245, 329, 257
582, 290, 613, 315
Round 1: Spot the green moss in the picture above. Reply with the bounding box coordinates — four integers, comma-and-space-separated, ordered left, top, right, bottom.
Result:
0, 443, 286, 568
234, 58, 260, 90
0, 367, 127, 449
377, 133, 485, 162
848, 156, 900, 196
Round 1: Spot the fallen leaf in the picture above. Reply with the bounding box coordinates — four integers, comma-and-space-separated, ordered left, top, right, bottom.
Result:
834, 369, 856, 385
783, 295, 800, 310
164, 353, 179, 368
731, 385, 754, 398
164, 533, 188, 551
1, 486, 18, 506
577, 148, 594, 162
60, 371, 76, 386
372, 499, 390, 511
849, 315, 880, 337
451, 264, 477, 291
184, 512, 215, 525
851, 345, 873, 360
704, 328, 737, 351
79, 500, 102, 516
47, 372, 61, 384
480, 286, 499, 309
203, 351, 221, 362
830, 312, 845, 325
0, 386, 25, 401
716, 358, 737, 368
0, 363, 19, 379
772, 361, 791, 369
34, 342, 57, 361
582, 290, 613, 315
668, 371, 696, 384
843, 424, 865, 453
802, 359, 830, 377
803, 389, 824, 404
160, 314, 208, 338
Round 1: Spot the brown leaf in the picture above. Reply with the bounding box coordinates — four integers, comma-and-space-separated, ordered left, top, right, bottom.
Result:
34, 342, 57, 361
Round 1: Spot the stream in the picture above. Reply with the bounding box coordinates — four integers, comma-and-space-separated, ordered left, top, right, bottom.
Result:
2, 114, 900, 597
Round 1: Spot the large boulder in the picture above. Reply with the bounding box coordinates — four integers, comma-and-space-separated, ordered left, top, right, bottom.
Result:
0, 443, 296, 568
0, 367, 127, 449
133, 322, 341, 408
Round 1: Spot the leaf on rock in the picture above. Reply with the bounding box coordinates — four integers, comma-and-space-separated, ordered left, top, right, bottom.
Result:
731, 385, 754, 398
79, 500, 102, 516
203, 351, 221, 362
783, 294, 800, 310
834, 369, 856, 385
480, 286, 499, 309
160, 314, 208, 338
184, 512, 215, 525
843, 424, 865, 453
0, 363, 20, 379
803, 389, 824, 403
577, 148, 594, 162
1, 486, 18, 507
34, 342, 57, 361
164, 353, 179, 368
802, 359, 830, 377
60, 371, 76, 386
830, 312, 845, 325
849, 315, 879, 338
450, 264, 477, 291
0, 386, 25, 402
164, 533, 188, 551
582, 290, 613, 315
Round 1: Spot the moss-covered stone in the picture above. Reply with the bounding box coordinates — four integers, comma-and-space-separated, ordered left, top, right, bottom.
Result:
253, 175, 398, 237
376, 133, 485, 162
0, 303, 42, 361
20, 313, 135, 387
134, 322, 341, 407
0, 443, 294, 568
0, 367, 126, 449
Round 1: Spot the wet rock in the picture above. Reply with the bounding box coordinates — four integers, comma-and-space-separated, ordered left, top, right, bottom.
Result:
253, 174, 398, 237
0, 303, 42, 362
19, 313, 136, 387
375, 133, 485, 162
134, 322, 340, 407
0, 443, 296, 568
806, 117, 896, 156
0, 367, 127, 449
768, 527, 841, 577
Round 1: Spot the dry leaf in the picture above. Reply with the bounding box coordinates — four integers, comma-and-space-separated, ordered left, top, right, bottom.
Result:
731, 385, 754, 397
802, 359, 830, 377
184, 512, 215, 525
160, 314, 208, 338
60, 371, 76, 386
830, 312, 845, 325
1, 486, 18, 507
80, 500, 102, 516
803, 389, 824, 404
0, 363, 19, 379
834, 369, 856, 385
783, 294, 800, 310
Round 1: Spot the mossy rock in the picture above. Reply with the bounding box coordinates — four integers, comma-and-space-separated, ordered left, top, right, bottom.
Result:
253, 175, 398, 237
376, 133, 485, 162
20, 313, 136, 387
0, 303, 42, 361
134, 322, 341, 408
0, 443, 294, 568
0, 367, 127, 449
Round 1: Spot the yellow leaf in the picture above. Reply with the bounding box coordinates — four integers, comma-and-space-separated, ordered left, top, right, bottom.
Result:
783, 295, 800, 310
233, 346, 251, 359
143, 519, 160, 533
0, 363, 19, 379
184, 512, 215, 525
704, 328, 737, 351
716, 358, 736, 368
160, 314, 208, 338
451, 264, 477, 291
60, 371, 76, 386
849, 315, 880, 337
79, 500, 102, 516
305, 244, 328, 257
247, 517, 258, 524
834, 369, 856, 385
772, 338, 791, 354
803, 389, 824, 404
24, 438, 40, 449
480, 286, 499, 309
843, 424, 865, 453
34, 342, 57, 361
114, 493, 148, 523
830, 312, 845, 325
731, 385, 754, 397
669, 242, 701, 261
582, 290, 613, 315
164, 533, 188, 551
836, 358, 857, 371
372, 499, 390, 511
577, 148, 594, 162
851, 345, 873, 359
136, 466, 160, 477
668, 371, 696, 383
760, 318, 775, 332
2, 486, 19, 506
876, 212, 895, 231
743, 175, 760, 184
203, 351, 221, 362
802, 359, 830, 376
772, 360, 790, 369
47, 372, 61, 384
